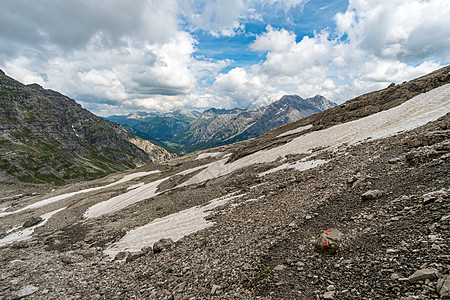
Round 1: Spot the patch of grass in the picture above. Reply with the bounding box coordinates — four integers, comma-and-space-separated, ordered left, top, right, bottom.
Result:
34, 173, 65, 185
17, 175, 42, 184
11, 127, 32, 140
246, 267, 273, 290
0, 159, 18, 174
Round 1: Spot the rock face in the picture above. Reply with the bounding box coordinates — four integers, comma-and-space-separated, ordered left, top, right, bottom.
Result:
0, 71, 175, 185
108, 95, 336, 154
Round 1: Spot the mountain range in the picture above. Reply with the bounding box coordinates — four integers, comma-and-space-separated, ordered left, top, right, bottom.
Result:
107, 95, 336, 154
0, 70, 175, 186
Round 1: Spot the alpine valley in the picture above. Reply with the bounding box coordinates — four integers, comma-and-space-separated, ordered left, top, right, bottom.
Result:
107, 95, 336, 154
0, 66, 449, 300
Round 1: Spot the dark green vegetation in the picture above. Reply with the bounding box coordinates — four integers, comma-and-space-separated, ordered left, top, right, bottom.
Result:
108, 95, 336, 154
0, 71, 173, 185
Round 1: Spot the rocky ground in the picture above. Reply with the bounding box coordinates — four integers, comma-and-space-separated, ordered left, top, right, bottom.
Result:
0, 67, 449, 299
0, 113, 448, 299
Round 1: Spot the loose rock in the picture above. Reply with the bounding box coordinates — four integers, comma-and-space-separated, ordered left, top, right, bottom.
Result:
408, 268, 439, 283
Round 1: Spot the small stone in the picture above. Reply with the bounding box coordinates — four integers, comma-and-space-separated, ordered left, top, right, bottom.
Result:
274, 264, 286, 271
15, 285, 39, 298
408, 268, 439, 282
327, 285, 335, 291
22, 216, 43, 228
305, 215, 312, 220
211, 284, 220, 295
390, 273, 401, 281
361, 190, 383, 200
323, 291, 334, 299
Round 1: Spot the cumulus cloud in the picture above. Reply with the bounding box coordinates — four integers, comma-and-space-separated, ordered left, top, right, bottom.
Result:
214, 0, 449, 107
335, 0, 450, 62
0, 0, 448, 116
179, 0, 309, 37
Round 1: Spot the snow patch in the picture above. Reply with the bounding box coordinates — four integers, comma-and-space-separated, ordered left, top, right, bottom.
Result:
104, 192, 245, 259
84, 162, 218, 218
127, 182, 145, 190
0, 171, 160, 218
84, 178, 167, 219
195, 152, 224, 160
277, 125, 313, 137
259, 159, 328, 177
179, 84, 450, 187
0, 207, 66, 247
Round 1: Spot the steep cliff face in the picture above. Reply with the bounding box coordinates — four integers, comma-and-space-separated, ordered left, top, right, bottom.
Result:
0, 71, 175, 185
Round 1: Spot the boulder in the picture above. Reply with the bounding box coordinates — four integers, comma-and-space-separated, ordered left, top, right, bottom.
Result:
361, 190, 383, 200
15, 285, 39, 298
314, 228, 344, 254
437, 275, 450, 298
23, 216, 43, 228
153, 238, 175, 254
408, 268, 439, 282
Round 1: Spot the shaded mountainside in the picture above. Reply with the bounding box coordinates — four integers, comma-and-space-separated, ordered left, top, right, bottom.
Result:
0, 70, 175, 186
109, 95, 336, 154
0, 66, 449, 300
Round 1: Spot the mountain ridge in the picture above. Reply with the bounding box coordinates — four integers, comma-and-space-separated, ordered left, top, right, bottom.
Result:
108, 94, 336, 154
0, 70, 175, 185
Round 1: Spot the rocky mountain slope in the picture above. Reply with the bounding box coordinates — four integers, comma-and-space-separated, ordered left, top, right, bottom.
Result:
108, 95, 336, 154
107, 109, 199, 146
0, 70, 175, 186
0, 65, 449, 299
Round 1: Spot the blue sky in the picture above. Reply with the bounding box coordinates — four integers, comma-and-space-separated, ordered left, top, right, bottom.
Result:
0, 0, 449, 116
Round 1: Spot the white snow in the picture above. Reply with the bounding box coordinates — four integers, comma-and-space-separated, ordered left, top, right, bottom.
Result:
84, 177, 167, 219
0, 207, 66, 247
277, 125, 313, 137
0, 171, 160, 218
178, 84, 450, 187
259, 159, 328, 177
84, 162, 218, 218
127, 182, 145, 190
195, 152, 224, 160
104, 192, 244, 259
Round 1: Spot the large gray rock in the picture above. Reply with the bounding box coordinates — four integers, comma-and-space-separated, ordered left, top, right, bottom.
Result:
153, 238, 175, 254
408, 268, 439, 282
15, 285, 39, 298
22, 216, 43, 228
314, 228, 344, 254
361, 190, 384, 200
437, 275, 450, 298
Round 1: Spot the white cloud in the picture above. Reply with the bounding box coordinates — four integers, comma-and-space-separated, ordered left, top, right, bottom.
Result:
335, 0, 450, 62
0, 0, 448, 116
213, 0, 449, 107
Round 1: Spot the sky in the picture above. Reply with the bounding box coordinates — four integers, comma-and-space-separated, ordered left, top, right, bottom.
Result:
0, 0, 449, 117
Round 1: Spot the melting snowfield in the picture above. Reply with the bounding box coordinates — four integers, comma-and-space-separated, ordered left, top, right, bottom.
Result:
104, 193, 245, 259
0, 171, 160, 218
84, 161, 219, 218
180, 84, 450, 187
277, 124, 313, 137
84, 178, 167, 218
0, 207, 66, 247
195, 152, 224, 160
259, 159, 328, 177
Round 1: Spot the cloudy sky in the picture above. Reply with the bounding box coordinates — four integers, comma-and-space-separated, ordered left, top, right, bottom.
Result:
1, 0, 449, 116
